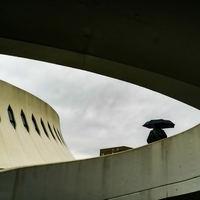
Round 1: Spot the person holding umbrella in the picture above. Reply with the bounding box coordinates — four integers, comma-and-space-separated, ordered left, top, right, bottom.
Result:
143, 119, 175, 144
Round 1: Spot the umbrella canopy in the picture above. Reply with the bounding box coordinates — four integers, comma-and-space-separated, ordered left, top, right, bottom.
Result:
143, 119, 175, 129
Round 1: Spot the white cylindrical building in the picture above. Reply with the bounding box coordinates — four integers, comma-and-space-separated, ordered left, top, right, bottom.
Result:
0, 80, 74, 169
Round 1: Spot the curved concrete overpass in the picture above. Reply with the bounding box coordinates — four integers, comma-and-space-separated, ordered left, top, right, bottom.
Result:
1, 124, 200, 199
1, 1, 200, 109
1, 1, 200, 199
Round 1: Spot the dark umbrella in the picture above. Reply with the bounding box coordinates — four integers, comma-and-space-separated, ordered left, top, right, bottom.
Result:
143, 119, 175, 129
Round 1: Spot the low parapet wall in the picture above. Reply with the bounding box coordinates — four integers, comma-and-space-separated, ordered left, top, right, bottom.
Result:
1, 123, 200, 199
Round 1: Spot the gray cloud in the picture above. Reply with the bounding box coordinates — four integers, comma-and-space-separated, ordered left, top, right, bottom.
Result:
0, 54, 200, 159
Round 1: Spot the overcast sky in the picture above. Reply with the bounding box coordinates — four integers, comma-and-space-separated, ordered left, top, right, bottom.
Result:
0, 54, 200, 159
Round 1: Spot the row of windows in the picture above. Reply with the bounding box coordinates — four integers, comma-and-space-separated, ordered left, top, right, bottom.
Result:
7, 105, 66, 145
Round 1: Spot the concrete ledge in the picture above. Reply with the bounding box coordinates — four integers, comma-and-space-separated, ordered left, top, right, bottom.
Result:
1, 124, 200, 199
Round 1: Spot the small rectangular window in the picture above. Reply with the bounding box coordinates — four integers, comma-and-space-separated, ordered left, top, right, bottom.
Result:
7, 105, 16, 129
21, 110, 29, 132
48, 122, 56, 141
41, 119, 49, 138
32, 114, 40, 135
53, 126, 62, 143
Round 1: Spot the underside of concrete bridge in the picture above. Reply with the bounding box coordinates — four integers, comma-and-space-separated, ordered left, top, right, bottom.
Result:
0, 1, 200, 199
1, 0, 200, 109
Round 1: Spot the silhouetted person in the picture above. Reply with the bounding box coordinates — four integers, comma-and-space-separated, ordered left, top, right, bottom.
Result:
147, 124, 167, 144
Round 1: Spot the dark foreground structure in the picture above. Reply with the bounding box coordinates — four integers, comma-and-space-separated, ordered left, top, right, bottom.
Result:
0, 1, 200, 199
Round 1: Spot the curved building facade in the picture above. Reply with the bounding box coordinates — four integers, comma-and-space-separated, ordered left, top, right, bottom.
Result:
0, 80, 74, 169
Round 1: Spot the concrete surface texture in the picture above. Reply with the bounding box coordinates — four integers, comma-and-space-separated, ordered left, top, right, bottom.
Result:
0, 1, 200, 199
1, 124, 200, 200
0, 80, 74, 169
